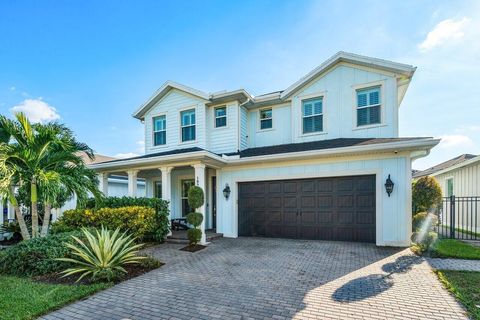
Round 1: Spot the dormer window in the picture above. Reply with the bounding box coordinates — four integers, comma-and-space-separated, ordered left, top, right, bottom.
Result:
259, 108, 272, 130
181, 109, 196, 142
153, 115, 166, 146
356, 86, 381, 126
302, 97, 323, 134
215, 106, 227, 128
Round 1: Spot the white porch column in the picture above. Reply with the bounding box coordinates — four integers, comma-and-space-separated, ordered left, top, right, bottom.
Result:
192, 163, 207, 245
160, 166, 174, 236
127, 170, 139, 197
98, 172, 109, 196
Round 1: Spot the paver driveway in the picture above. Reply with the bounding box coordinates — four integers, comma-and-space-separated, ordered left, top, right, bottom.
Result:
41, 238, 467, 320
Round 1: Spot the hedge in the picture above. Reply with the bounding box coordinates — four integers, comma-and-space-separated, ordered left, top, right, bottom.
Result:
0, 231, 88, 276
81, 196, 170, 241
52, 205, 168, 241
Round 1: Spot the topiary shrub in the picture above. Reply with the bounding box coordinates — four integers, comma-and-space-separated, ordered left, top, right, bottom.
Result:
412, 176, 443, 214
411, 211, 439, 253
51, 206, 158, 241
0, 230, 88, 276
412, 212, 438, 231
186, 186, 204, 246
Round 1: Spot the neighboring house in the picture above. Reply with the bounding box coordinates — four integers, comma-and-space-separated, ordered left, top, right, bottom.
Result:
413, 154, 478, 197
89, 51, 439, 246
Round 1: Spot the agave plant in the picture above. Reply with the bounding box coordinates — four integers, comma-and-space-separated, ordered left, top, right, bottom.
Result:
57, 227, 145, 282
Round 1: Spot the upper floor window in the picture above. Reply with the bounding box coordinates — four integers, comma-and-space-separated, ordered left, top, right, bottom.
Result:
153, 115, 166, 146
302, 97, 323, 134
181, 109, 196, 142
356, 86, 381, 126
215, 106, 227, 128
259, 108, 272, 130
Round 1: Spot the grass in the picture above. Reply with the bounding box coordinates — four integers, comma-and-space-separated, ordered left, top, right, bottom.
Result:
430, 239, 480, 260
436, 270, 480, 320
0, 275, 111, 320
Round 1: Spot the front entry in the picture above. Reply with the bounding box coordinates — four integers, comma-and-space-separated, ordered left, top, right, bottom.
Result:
212, 176, 217, 230
237, 175, 376, 243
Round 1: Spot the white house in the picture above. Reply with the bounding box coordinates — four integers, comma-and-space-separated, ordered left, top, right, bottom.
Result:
89, 52, 439, 247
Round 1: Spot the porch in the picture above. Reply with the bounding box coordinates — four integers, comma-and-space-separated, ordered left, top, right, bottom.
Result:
91, 152, 227, 245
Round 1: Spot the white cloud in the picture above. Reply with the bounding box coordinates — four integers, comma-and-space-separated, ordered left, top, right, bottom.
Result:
419, 17, 470, 52
114, 152, 139, 159
9, 86, 15, 91
10, 99, 60, 123
437, 134, 474, 148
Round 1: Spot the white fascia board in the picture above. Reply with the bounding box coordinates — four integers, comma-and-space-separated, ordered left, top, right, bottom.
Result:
431, 155, 480, 177
132, 81, 209, 119
89, 151, 227, 171
227, 138, 440, 165
280, 51, 416, 100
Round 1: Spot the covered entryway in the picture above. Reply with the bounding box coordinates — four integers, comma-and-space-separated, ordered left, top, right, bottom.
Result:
238, 175, 376, 243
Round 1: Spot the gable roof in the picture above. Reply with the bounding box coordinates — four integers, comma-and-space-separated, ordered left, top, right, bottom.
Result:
77, 152, 117, 165
132, 51, 417, 119
413, 154, 478, 178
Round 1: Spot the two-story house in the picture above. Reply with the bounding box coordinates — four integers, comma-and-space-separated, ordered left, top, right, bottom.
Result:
90, 52, 439, 246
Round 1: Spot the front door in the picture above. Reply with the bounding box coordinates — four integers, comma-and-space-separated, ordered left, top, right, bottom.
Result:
212, 176, 217, 230
181, 179, 195, 217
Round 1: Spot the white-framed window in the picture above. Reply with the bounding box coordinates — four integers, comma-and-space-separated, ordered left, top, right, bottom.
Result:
153, 115, 166, 146
214, 106, 227, 128
356, 86, 381, 126
259, 108, 272, 130
302, 97, 323, 133
446, 177, 454, 197
181, 109, 195, 142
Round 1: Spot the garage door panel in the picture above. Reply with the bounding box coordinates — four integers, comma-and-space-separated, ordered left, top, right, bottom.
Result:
238, 175, 376, 243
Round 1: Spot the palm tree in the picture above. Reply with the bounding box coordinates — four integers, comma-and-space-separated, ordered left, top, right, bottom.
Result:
0, 113, 101, 238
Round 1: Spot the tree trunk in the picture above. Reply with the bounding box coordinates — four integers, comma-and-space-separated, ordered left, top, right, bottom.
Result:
8, 192, 30, 240
40, 202, 51, 237
30, 180, 39, 238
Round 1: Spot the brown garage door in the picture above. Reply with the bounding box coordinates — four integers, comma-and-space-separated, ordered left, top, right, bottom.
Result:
238, 175, 376, 243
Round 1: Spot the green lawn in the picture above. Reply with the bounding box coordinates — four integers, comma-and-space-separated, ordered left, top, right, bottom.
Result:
430, 239, 480, 260
437, 270, 480, 320
0, 275, 110, 320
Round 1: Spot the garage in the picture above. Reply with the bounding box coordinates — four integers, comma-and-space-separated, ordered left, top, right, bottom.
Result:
238, 175, 376, 243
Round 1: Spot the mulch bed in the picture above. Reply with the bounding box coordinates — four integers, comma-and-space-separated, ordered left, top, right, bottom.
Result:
33, 262, 164, 286
180, 244, 206, 253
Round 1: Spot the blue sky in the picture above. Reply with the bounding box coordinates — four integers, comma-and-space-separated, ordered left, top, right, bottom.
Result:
1, 0, 479, 170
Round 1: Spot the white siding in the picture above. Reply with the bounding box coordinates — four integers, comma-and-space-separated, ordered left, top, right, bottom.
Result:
247, 103, 292, 148
240, 106, 248, 150
206, 102, 239, 154
216, 154, 411, 246
144, 89, 208, 154
435, 162, 480, 197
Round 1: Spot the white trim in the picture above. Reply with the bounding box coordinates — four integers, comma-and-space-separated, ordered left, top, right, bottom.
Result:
152, 113, 167, 147
445, 176, 454, 197
213, 105, 228, 129
258, 107, 273, 131
179, 107, 197, 143
300, 92, 327, 136
352, 80, 386, 130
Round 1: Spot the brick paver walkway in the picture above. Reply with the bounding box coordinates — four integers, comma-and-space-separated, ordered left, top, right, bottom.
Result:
41, 238, 467, 320
427, 257, 480, 271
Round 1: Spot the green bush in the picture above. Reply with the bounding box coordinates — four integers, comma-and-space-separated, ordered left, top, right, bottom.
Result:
186, 212, 203, 227
187, 186, 204, 211
0, 231, 88, 276
412, 176, 443, 214
52, 206, 158, 240
187, 228, 202, 245
411, 230, 438, 252
82, 196, 170, 241
412, 212, 438, 231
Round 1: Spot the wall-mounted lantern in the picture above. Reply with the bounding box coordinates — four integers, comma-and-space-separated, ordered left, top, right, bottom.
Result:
223, 183, 231, 200
385, 174, 394, 197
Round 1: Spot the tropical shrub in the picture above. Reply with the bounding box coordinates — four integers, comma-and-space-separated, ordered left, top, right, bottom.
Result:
0, 230, 88, 276
186, 186, 204, 245
83, 196, 170, 241
57, 227, 144, 282
412, 176, 443, 214
51, 206, 157, 240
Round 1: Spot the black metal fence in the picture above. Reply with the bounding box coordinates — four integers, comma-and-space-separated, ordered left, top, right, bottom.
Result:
437, 196, 480, 240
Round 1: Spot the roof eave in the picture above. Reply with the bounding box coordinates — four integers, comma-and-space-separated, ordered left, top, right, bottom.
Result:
431, 155, 480, 177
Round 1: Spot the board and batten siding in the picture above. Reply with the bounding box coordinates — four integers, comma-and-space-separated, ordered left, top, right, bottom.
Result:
435, 161, 480, 197
247, 103, 292, 148
240, 106, 249, 150
144, 89, 208, 154
206, 102, 240, 154
216, 153, 412, 246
